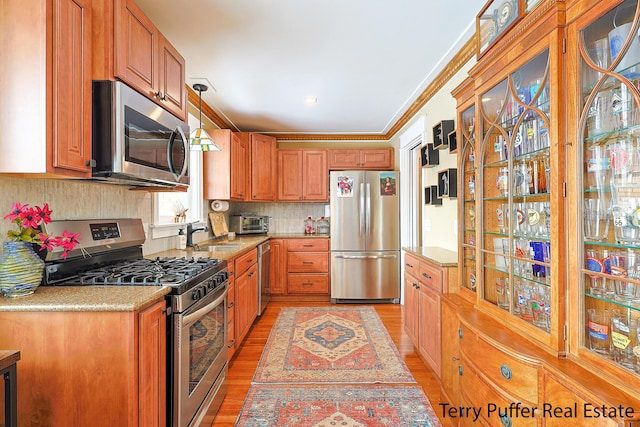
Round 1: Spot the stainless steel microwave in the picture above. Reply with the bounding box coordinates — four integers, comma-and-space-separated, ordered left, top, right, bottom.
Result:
229, 215, 270, 234
91, 80, 190, 189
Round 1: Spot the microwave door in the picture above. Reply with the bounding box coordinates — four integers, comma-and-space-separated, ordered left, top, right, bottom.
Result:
167, 126, 188, 181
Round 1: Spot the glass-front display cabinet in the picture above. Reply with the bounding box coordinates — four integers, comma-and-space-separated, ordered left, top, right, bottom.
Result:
569, 0, 640, 386
454, 78, 478, 299
461, 106, 477, 295
478, 45, 564, 351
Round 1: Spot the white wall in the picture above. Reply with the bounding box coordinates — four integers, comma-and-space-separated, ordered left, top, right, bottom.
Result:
390, 59, 476, 252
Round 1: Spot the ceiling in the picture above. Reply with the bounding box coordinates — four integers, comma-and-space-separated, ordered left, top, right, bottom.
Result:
135, 0, 486, 138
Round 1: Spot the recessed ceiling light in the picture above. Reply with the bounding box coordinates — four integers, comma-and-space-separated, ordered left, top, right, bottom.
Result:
305, 97, 317, 105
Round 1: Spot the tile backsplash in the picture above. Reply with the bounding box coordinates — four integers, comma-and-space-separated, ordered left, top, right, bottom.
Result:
0, 176, 331, 258
0, 176, 176, 255
231, 202, 329, 234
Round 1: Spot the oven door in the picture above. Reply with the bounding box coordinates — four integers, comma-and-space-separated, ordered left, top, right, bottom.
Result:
174, 285, 228, 427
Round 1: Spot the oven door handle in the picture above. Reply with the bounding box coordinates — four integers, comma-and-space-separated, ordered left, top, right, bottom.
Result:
183, 290, 226, 327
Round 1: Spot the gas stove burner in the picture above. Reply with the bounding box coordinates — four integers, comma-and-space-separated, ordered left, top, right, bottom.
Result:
64, 256, 224, 287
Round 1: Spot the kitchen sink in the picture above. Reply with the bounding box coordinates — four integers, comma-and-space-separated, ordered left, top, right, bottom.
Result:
207, 244, 242, 251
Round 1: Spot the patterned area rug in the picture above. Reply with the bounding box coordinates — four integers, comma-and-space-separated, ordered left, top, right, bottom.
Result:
252, 306, 415, 384
235, 384, 442, 426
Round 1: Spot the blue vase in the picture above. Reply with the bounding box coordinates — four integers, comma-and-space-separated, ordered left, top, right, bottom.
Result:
0, 242, 45, 297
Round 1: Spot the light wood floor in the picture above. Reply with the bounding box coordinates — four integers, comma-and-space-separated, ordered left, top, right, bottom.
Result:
208, 301, 454, 426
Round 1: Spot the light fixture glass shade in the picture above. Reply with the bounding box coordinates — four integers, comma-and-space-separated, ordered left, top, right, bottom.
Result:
190, 127, 221, 151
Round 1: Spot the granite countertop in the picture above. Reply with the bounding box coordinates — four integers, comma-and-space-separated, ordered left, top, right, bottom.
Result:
403, 246, 458, 267
0, 286, 171, 312
0, 234, 329, 312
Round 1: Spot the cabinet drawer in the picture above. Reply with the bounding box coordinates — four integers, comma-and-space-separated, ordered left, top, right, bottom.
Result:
459, 325, 539, 405
459, 359, 539, 427
287, 238, 329, 251
404, 253, 421, 277
288, 252, 329, 273
418, 261, 443, 293
235, 248, 257, 276
287, 274, 329, 294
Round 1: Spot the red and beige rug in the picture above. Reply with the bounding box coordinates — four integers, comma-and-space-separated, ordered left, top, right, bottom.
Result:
235, 384, 442, 426
252, 306, 415, 384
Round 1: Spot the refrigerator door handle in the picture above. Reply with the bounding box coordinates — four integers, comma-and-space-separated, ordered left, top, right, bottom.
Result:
359, 182, 365, 235
334, 254, 398, 260
366, 183, 371, 236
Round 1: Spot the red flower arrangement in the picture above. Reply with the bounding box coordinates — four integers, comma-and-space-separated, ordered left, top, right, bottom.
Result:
4, 202, 80, 259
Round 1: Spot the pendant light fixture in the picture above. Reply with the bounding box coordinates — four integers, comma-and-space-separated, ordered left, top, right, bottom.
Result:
190, 83, 221, 151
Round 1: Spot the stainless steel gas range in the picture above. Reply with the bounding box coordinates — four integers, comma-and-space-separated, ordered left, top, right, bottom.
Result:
41, 218, 228, 427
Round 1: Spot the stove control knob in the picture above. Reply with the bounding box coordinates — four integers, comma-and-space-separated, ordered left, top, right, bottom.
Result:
191, 288, 201, 300
200, 284, 208, 296
208, 278, 215, 289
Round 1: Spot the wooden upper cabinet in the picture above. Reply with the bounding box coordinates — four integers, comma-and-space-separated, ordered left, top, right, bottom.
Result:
277, 149, 328, 201
238, 133, 277, 201
157, 33, 187, 120
327, 148, 394, 170
95, 0, 187, 120
203, 129, 248, 201
0, 0, 92, 177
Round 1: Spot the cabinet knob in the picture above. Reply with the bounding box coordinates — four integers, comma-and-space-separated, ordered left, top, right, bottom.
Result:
458, 365, 463, 376
154, 91, 166, 101
458, 328, 463, 339
85, 159, 96, 167
422, 272, 432, 279
452, 357, 459, 361
405, 263, 414, 268
500, 364, 512, 380
227, 302, 235, 309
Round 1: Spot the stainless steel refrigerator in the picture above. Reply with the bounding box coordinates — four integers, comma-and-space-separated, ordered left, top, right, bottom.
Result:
330, 170, 400, 303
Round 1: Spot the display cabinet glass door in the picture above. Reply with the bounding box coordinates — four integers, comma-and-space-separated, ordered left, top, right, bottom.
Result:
480, 49, 552, 334
578, 0, 640, 375
461, 105, 477, 293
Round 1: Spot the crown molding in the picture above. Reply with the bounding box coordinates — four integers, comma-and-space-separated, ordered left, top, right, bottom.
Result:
188, 34, 477, 142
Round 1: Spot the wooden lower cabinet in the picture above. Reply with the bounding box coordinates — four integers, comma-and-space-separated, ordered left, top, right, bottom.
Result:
443, 297, 640, 427
234, 248, 259, 345
0, 299, 167, 426
226, 260, 237, 361
403, 251, 455, 376
269, 238, 330, 301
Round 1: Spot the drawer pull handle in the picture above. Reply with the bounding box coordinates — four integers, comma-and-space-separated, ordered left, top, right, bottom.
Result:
303, 261, 314, 264
500, 364, 512, 380
406, 263, 414, 268
458, 328, 463, 339
422, 272, 432, 279
499, 413, 512, 427
302, 282, 314, 286
458, 365, 463, 376
227, 302, 235, 309
452, 357, 459, 361
303, 244, 313, 247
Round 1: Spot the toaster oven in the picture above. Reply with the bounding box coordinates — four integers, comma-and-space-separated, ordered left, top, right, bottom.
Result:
229, 215, 269, 234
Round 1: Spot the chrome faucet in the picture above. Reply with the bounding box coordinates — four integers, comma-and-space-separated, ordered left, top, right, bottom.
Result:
186, 222, 209, 248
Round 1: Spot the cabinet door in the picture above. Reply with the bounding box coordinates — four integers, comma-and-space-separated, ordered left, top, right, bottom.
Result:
158, 33, 187, 120
360, 149, 393, 169
328, 149, 359, 169
403, 271, 419, 346
441, 298, 460, 403
418, 284, 441, 374
269, 239, 287, 295
52, 0, 92, 175
302, 150, 328, 200
459, 103, 477, 296
236, 263, 258, 343
569, 0, 640, 388
138, 300, 167, 427
250, 134, 277, 201
479, 47, 559, 348
277, 150, 304, 201
115, 0, 158, 98
231, 133, 248, 200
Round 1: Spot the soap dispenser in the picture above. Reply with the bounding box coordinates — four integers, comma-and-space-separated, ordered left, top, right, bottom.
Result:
176, 228, 187, 250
